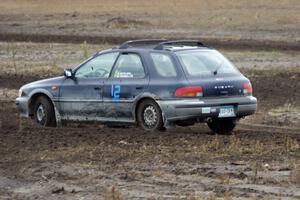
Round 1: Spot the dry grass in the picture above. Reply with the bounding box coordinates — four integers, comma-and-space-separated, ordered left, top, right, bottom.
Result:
269, 104, 300, 115
254, 140, 264, 155
6, 43, 18, 73
227, 134, 242, 154
290, 167, 300, 186
176, 191, 233, 200
255, 50, 283, 57
0, 42, 111, 76
197, 133, 300, 161
82, 41, 89, 60
1, 0, 299, 32
105, 185, 124, 200
284, 135, 300, 153
201, 135, 221, 152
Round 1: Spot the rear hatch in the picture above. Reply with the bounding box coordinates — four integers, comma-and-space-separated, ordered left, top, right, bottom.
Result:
187, 75, 247, 98
175, 49, 251, 98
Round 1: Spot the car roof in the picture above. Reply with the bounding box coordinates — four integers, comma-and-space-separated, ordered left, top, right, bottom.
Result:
112, 39, 212, 52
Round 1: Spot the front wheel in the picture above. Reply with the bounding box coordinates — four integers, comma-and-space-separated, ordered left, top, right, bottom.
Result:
207, 118, 236, 135
33, 96, 56, 127
137, 99, 164, 131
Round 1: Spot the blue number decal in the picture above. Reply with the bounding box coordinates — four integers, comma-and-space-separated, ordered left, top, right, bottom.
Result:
111, 85, 121, 101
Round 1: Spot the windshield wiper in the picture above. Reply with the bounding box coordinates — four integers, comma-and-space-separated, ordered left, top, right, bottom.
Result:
213, 61, 224, 75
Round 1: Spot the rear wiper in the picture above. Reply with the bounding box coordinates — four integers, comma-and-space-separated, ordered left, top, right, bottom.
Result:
213, 61, 224, 75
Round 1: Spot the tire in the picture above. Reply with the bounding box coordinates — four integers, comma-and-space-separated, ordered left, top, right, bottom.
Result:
137, 99, 164, 131
207, 118, 236, 135
33, 96, 56, 127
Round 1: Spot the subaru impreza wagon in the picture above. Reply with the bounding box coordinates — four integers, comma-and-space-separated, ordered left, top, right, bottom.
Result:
16, 40, 257, 134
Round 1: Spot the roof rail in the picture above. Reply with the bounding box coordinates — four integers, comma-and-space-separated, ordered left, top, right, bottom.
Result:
119, 39, 167, 49
154, 40, 206, 50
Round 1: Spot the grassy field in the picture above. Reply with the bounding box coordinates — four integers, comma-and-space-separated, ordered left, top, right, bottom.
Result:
0, 0, 299, 45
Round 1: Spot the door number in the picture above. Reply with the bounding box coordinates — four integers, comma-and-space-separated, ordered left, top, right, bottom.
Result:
111, 85, 121, 101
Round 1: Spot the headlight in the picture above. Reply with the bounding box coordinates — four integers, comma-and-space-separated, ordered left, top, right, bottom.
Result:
18, 89, 23, 97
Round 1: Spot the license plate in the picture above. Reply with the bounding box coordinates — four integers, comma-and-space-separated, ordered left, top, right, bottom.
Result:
218, 106, 235, 118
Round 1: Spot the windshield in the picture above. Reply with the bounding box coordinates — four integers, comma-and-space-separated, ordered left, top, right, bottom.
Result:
176, 50, 239, 77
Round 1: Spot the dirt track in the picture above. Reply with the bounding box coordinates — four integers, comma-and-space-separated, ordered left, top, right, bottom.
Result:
1, 33, 300, 51
1, 101, 300, 199
1, 56, 300, 198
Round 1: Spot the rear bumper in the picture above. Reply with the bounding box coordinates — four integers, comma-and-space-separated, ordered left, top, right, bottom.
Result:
15, 97, 30, 117
157, 96, 257, 122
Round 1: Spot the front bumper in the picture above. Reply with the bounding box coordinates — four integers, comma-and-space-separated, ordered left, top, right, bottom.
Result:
157, 96, 257, 122
15, 97, 30, 117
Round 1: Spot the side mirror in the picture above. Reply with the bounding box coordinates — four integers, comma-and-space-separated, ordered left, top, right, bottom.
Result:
64, 69, 73, 78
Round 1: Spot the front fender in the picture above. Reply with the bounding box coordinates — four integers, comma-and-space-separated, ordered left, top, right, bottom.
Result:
28, 88, 62, 126
28, 88, 54, 101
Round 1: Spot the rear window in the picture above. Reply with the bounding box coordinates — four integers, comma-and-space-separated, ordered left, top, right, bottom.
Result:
150, 53, 177, 77
176, 50, 239, 77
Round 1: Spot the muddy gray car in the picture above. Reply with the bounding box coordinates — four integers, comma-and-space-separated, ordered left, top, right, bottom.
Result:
16, 40, 257, 134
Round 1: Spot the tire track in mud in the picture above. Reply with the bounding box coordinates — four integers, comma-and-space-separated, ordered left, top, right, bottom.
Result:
237, 123, 300, 135
1, 32, 300, 51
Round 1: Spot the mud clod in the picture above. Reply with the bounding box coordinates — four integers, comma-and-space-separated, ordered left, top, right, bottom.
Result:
52, 186, 65, 194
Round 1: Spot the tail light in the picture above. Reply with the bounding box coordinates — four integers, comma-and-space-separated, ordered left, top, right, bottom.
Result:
243, 83, 253, 95
175, 86, 203, 97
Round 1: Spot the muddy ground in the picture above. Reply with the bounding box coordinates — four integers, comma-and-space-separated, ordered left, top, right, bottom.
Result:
0, 41, 300, 199
1, 103, 300, 199
0, 1, 300, 199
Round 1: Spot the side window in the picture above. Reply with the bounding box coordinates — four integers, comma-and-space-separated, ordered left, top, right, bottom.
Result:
150, 53, 177, 77
111, 53, 145, 78
75, 52, 119, 78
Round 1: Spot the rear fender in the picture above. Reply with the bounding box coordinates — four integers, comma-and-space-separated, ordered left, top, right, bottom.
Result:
132, 92, 165, 123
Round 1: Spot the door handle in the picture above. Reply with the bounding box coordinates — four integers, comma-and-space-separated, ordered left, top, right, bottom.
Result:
136, 86, 144, 90
94, 87, 101, 90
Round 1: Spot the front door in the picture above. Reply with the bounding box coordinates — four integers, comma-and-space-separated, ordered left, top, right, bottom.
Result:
102, 52, 149, 122
58, 52, 119, 120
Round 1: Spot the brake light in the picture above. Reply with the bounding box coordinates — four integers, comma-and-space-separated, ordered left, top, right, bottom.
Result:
243, 83, 252, 95
175, 86, 203, 97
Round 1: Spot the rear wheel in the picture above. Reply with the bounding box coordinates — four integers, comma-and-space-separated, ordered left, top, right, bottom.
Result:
207, 118, 236, 134
33, 96, 56, 127
137, 99, 164, 131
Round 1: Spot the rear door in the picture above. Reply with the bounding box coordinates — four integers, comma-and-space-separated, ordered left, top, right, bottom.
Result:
102, 52, 149, 121
58, 52, 119, 120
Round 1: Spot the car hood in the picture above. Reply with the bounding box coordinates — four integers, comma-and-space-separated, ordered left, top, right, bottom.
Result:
21, 76, 65, 89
